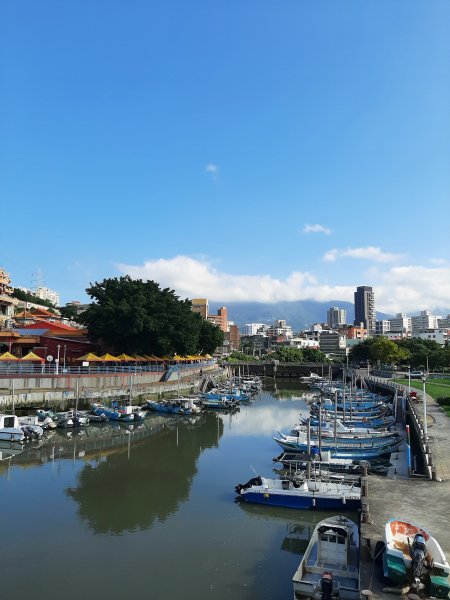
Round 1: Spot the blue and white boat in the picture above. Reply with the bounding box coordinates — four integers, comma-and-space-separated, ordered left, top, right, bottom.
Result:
273, 432, 403, 460
292, 515, 360, 599
91, 402, 144, 422
235, 475, 361, 510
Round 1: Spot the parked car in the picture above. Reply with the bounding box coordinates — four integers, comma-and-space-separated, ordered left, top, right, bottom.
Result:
410, 371, 424, 379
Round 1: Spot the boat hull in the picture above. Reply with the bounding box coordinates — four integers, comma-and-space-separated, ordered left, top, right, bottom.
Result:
238, 490, 361, 510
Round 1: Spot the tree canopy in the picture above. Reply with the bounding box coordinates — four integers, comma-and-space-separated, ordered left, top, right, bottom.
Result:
12, 288, 57, 311
80, 276, 224, 356
349, 336, 449, 370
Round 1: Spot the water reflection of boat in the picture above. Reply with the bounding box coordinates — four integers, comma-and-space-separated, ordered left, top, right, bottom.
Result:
0, 440, 24, 460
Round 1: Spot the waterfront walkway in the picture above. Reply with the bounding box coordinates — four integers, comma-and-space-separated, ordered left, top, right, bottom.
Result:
360, 383, 450, 598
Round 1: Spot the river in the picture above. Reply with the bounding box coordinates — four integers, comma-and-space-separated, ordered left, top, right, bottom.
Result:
1, 380, 357, 600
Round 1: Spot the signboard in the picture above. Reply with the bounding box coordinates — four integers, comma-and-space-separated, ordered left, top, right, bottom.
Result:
82, 361, 89, 367
47, 355, 54, 362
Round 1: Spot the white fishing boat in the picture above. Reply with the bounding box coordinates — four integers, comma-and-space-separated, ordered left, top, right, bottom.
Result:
0, 414, 25, 442
292, 515, 360, 599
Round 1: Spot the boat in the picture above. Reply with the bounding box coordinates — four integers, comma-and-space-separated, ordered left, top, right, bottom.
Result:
91, 402, 143, 422
0, 414, 25, 442
273, 432, 403, 460
200, 397, 239, 410
273, 451, 389, 476
292, 515, 360, 599
147, 398, 201, 415
300, 373, 326, 384
53, 410, 90, 428
235, 475, 361, 510
383, 518, 450, 598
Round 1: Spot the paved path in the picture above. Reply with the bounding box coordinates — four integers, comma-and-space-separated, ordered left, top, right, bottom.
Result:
359, 381, 450, 598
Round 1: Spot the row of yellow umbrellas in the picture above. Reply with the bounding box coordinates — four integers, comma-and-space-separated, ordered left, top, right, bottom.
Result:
75, 352, 212, 362
0, 351, 44, 363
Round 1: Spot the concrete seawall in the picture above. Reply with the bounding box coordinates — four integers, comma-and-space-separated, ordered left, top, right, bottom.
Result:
0, 365, 219, 408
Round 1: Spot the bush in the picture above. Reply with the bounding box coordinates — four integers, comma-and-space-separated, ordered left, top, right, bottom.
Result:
437, 397, 450, 406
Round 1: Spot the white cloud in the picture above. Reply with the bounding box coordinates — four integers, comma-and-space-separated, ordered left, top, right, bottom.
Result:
374, 266, 450, 314
323, 246, 405, 263
303, 224, 332, 235
429, 258, 448, 266
115, 256, 354, 303
205, 163, 219, 179
115, 256, 450, 315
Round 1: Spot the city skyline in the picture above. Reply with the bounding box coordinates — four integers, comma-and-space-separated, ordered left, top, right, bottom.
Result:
1, 2, 449, 314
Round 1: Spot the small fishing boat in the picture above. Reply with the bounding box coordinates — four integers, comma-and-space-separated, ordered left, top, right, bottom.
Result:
91, 402, 143, 422
273, 451, 389, 477
235, 475, 361, 510
383, 519, 450, 598
292, 515, 360, 599
0, 414, 25, 442
200, 397, 239, 410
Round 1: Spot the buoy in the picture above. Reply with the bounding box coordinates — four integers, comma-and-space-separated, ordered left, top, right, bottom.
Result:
342, 496, 346, 504
263, 493, 269, 499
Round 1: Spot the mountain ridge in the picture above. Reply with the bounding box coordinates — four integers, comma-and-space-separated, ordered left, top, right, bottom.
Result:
209, 300, 393, 332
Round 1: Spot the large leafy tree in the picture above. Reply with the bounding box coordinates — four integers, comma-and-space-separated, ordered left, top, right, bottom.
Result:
80, 276, 223, 356
368, 336, 410, 365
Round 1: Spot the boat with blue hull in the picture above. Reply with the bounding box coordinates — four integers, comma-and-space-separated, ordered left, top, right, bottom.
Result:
91, 402, 144, 422
273, 433, 403, 460
235, 476, 361, 510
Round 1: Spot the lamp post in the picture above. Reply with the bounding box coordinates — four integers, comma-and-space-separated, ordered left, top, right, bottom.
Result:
408, 365, 411, 396
426, 356, 429, 375
56, 344, 61, 375
63, 345, 67, 372
422, 374, 428, 439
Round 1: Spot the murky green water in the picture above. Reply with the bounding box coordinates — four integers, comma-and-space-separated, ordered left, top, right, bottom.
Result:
1, 381, 356, 599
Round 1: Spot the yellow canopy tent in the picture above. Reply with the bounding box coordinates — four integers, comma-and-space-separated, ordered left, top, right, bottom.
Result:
132, 355, 147, 362
20, 351, 44, 363
98, 353, 120, 362
0, 351, 19, 361
75, 353, 103, 362
116, 353, 137, 362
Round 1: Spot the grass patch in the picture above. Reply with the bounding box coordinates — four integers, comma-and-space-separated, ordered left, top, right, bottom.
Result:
394, 378, 450, 416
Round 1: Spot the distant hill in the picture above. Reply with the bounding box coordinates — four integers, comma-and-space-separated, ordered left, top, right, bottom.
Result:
209, 300, 393, 333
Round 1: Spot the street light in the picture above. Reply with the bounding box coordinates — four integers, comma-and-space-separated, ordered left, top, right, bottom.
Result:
56, 344, 61, 375
426, 356, 429, 375
421, 374, 428, 439
408, 365, 411, 396
63, 345, 67, 371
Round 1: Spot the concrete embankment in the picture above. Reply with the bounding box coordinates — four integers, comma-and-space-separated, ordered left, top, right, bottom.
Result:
360, 376, 450, 598
0, 364, 219, 409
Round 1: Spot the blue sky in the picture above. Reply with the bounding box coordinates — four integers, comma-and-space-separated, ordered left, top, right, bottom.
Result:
1, 1, 449, 315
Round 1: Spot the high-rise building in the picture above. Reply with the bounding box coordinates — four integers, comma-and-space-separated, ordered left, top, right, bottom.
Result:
35, 286, 60, 307
327, 306, 347, 329
207, 306, 228, 332
411, 310, 442, 333
191, 298, 209, 319
242, 323, 266, 335
354, 286, 375, 334
388, 313, 412, 333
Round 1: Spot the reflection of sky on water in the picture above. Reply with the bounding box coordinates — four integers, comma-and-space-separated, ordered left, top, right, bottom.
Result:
219, 395, 307, 437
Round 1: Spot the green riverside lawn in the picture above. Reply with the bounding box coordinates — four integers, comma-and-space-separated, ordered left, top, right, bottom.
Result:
394, 377, 450, 416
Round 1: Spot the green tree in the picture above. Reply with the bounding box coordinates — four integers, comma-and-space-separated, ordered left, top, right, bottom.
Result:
80, 276, 223, 356
60, 305, 80, 321
273, 346, 304, 363
303, 348, 327, 363
12, 288, 57, 310
369, 336, 410, 365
